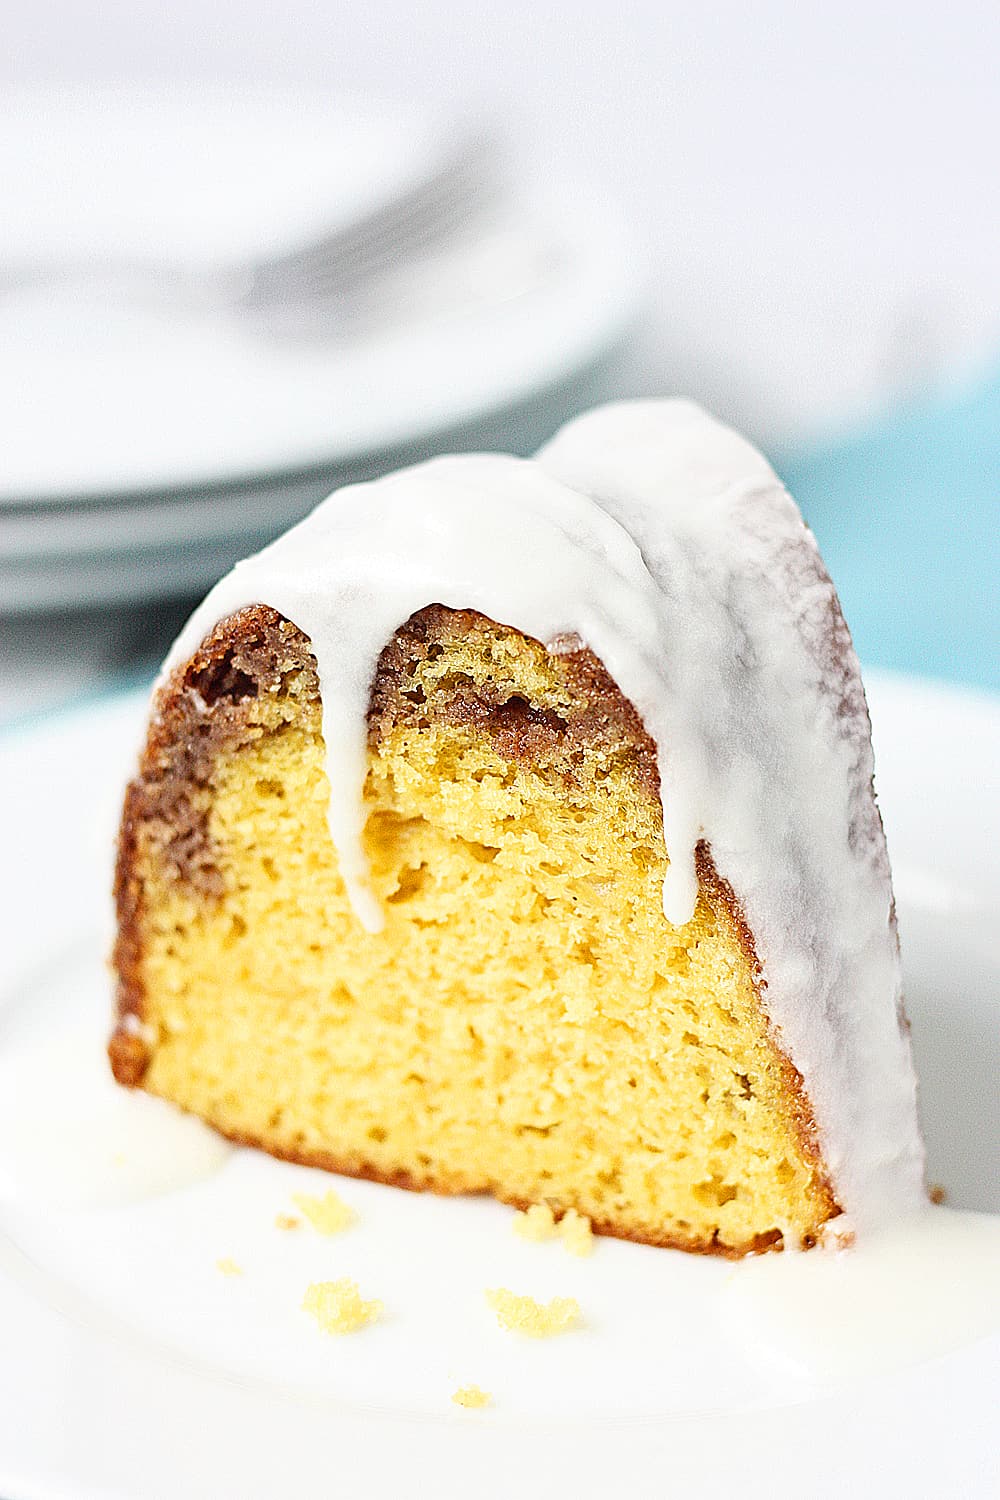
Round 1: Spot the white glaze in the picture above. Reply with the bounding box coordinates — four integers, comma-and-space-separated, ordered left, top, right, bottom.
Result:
722, 1205, 1000, 1381
159, 399, 925, 1234
0, 1024, 231, 1209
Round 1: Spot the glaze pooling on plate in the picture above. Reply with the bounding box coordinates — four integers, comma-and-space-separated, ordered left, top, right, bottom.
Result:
723, 1204, 1000, 1380
160, 399, 925, 1234
0, 1021, 230, 1209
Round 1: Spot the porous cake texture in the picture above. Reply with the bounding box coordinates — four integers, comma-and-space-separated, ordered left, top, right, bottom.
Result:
112, 602, 837, 1255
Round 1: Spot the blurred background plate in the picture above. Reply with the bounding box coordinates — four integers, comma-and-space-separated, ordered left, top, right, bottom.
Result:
0, 87, 638, 503
1, 83, 455, 272
0, 86, 640, 619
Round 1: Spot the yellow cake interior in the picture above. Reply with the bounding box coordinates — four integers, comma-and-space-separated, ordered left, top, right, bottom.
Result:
122, 612, 836, 1254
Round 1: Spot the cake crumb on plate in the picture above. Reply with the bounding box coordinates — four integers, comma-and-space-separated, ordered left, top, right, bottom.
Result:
558, 1208, 594, 1256
292, 1190, 355, 1234
452, 1384, 491, 1409
216, 1258, 244, 1278
513, 1203, 593, 1255
486, 1287, 580, 1336
513, 1203, 557, 1241
274, 1213, 301, 1230
303, 1279, 382, 1334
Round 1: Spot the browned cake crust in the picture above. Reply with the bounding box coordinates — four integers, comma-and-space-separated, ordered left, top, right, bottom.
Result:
110, 603, 839, 1253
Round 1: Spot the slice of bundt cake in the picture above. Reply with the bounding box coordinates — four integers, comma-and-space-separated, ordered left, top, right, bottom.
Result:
110, 400, 925, 1255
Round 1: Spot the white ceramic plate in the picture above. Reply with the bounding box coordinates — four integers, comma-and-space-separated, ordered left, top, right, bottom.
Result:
0, 86, 638, 502
0, 673, 997, 1498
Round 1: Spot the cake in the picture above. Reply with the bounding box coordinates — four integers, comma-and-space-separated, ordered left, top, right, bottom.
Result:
110, 400, 925, 1256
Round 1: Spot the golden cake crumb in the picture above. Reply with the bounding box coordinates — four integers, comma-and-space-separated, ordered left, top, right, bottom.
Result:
274, 1213, 302, 1230
486, 1287, 580, 1337
216, 1258, 244, 1278
452, 1384, 491, 1409
929, 1184, 947, 1206
513, 1203, 557, 1241
302, 1278, 382, 1334
558, 1208, 594, 1257
292, 1189, 356, 1235
513, 1203, 593, 1256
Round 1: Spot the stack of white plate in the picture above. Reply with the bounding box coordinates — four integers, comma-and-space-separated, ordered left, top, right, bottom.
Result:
0, 86, 639, 613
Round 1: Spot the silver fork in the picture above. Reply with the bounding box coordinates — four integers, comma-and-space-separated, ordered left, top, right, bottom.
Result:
0, 132, 499, 320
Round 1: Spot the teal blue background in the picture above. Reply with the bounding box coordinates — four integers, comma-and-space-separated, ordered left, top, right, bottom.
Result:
780, 368, 999, 692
